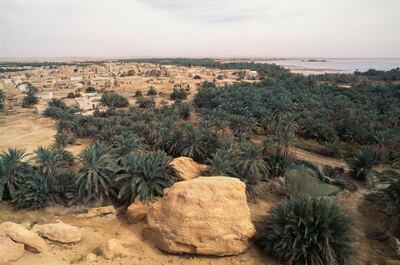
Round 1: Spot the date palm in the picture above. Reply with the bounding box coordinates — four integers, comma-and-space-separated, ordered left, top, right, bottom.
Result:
0, 148, 30, 200
76, 143, 119, 202
33, 146, 69, 178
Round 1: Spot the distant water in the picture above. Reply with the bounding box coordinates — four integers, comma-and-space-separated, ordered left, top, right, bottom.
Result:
253, 58, 400, 74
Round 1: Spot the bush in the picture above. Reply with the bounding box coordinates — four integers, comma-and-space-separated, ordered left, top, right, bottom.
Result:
170, 88, 188, 101
193, 74, 201, 79
134, 90, 143, 97
101, 92, 129, 108
13, 172, 50, 209
137, 98, 155, 108
147, 87, 157, 96
116, 150, 175, 204
49, 172, 78, 206
66, 92, 76, 98
0, 89, 5, 110
256, 197, 353, 265
22, 92, 39, 107
381, 180, 400, 236
346, 146, 379, 181
85, 86, 96, 93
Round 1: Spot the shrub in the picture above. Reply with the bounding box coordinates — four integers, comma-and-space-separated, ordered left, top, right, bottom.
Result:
346, 146, 379, 181
170, 88, 188, 101
147, 87, 157, 96
137, 98, 155, 108
0, 89, 5, 110
256, 197, 353, 265
13, 171, 50, 209
22, 92, 39, 107
48, 98, 68, 109
85, 86, 96, 93
193, 74, 201, 79
33, 146, 69, 178
0, 148, 31, 200
134, 90, 143, 97
381, 180, 400, 236
76, 143, 119, 202
49, 172, 78, 205
66, 92, 76, 98
116, 151, 175, 204
101, 92, 129, 108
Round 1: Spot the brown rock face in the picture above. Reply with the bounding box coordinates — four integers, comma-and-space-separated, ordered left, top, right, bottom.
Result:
32, 222, 81, 243
0, 230, 25, 264
143, 176, 256, 256
169, 156, 201, 181
0, 222, 47, 253
126, 201, 150, 224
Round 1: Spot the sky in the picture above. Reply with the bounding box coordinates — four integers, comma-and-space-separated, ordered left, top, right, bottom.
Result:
0, 0, 399, 58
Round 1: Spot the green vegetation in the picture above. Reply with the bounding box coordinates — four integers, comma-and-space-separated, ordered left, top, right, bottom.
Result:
137, 98, 155, 108
22, 84, 39, 107
170, 88, 189, 101
134, 90, 143, 97
346, 146, 379, 181
0, 89, 5, 110
101, 92, 129, 108
85, 86, 96, 93
147, 86, 157, 96
256, 197, 353, 265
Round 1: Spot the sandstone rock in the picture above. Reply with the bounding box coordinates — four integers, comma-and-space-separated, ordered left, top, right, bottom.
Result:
0, 230, 25, 264
32, 221, 81, 243
126, 201, 150, 224
100, 238, 130, 259
169, 156, 201, 181
0, 222, 47, 253
143, 176, 256, 256
76, 205, 116, 218
86, 253, 97, 262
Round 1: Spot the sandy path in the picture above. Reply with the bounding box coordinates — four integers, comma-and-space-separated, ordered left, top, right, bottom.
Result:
291, 147, 349, 170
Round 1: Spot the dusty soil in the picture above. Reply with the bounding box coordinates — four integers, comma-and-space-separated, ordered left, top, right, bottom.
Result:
0, 108, 56, 154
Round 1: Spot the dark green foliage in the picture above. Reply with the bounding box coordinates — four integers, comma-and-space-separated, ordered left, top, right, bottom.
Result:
13, 172, 50, 209
33, 146, 70, 178
147, 87, 157, 96
49, 98, 68, 109
85, 86, 96, 93
355, 68, 400, 81
0, 148, 30, 200
170, 88, 188, 101
0, 89, 5, 110
55, 131, 77, 146
66, 92, 76, 98
76, 143, 119, 202
256, 197, 353, 265
137, 98, 155, 108
101, 92, 129, 108
116, 150, 175, 204
49, 172, 78, 205
382, 180, 400, 236
193, 74, 201, 79
22, 92, 39, 107
346, 146, 379, 181
134, 90, 143, 97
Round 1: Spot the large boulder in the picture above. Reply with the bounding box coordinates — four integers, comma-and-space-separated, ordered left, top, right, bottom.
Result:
126, 201, 150, 224
0, 222, 47, 253
143, 176, 256, 256
32, 222, 81, 243
169, 156, 201, 181
0, 230, 25, 264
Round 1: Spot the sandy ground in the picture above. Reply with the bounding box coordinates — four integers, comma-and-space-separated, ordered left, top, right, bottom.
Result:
0, 108, 56, 154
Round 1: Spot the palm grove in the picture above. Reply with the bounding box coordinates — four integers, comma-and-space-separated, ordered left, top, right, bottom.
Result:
0, 59, 400, 265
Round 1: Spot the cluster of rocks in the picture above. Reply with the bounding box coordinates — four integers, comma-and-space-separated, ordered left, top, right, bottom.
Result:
0, 221, 81, 264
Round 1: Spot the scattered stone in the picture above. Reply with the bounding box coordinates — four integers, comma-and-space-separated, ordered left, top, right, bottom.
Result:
143, 176, 256, 256
0, 222, 47, 253
32, 221, 81, 243
169, 156, 201, 181
86, 253, 97, 262
100, 238, 130, 259
0, 230, 25, 264
76, 205, 116, 218
126, 201, 150, 224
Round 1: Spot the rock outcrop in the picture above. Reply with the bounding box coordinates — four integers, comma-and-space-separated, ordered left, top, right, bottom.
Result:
126, 201, 149, 224
100, 238, 130, 259
169, 156, 201, 181
76, 206, 116, 218
143, 176, 255, 256
32, 222, 81, 243
0, 222, 47, 253
0, 230, 25, 264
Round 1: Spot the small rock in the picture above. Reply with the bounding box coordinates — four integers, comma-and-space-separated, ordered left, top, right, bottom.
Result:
100, 238, 129, 260
32, 221, 81, 243
126, 201, 149, 224
86, 253, 97, 262
0, 230, 25, 264
169, 156, 201, 181
0, 222, 47, 253
76, 206, 116, 218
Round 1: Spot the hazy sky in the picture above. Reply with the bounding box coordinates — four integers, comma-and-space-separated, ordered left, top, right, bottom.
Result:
0, 0, 399, 58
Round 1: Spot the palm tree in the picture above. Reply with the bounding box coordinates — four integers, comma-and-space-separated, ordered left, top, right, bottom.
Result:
181, 126, 212, 162
116, 151, 174, 204
0, 148, 30, 200
236, 142, 268, 178
33, 146, 69, 178
204, 149, 234, 176
75, 143, 119, 202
